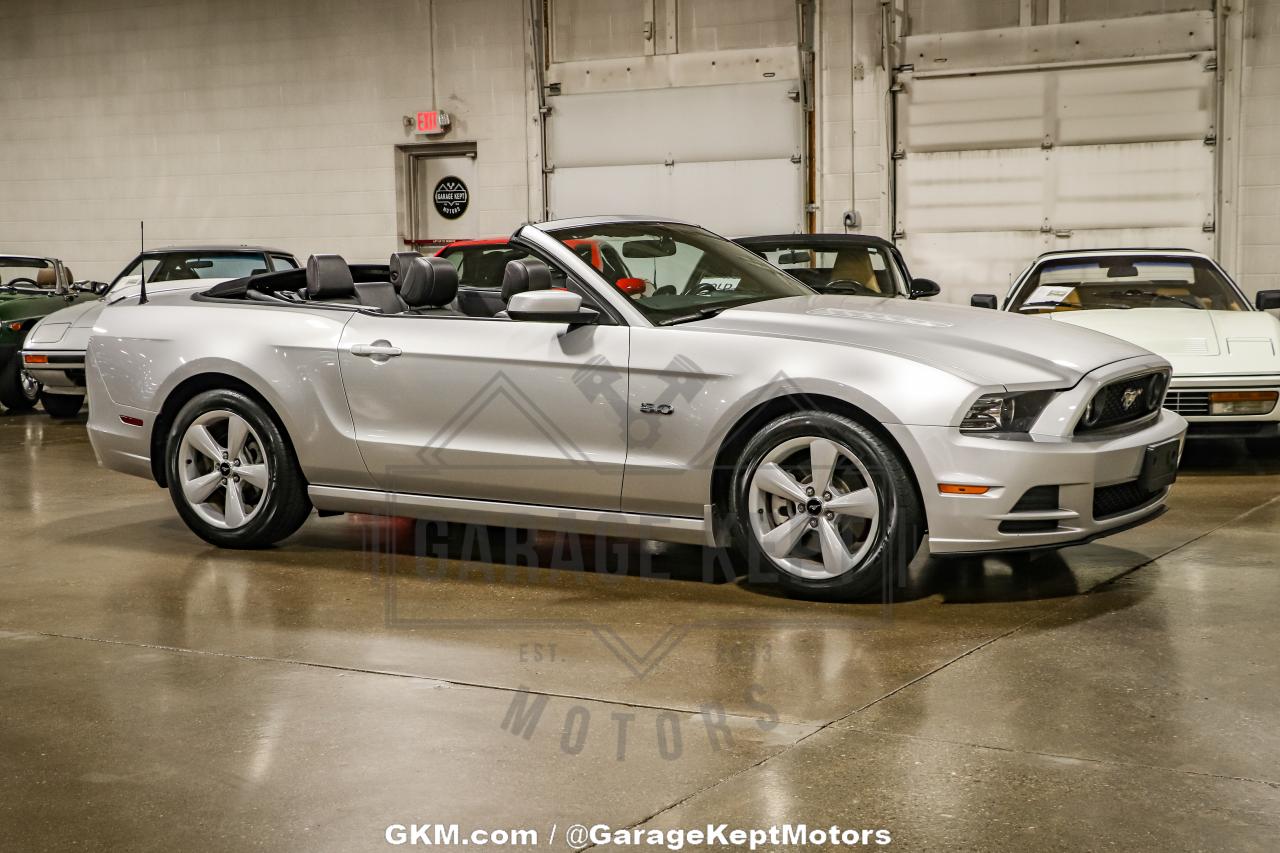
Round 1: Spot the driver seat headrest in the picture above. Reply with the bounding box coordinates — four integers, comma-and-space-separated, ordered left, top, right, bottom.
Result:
388, 251, 423, 286
400, 256, 459, 307
306, 254, 355, 299
36, 268, 56, 287
501, 258, 552, 303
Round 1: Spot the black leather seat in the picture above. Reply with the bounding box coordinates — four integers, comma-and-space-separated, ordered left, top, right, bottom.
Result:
305, 255, 358, 304
401, 256, 460, 315
494, 258, 552, 318
388, 252, 423, 290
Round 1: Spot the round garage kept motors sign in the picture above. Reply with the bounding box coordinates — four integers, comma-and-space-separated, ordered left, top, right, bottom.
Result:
433, 176, 469, 220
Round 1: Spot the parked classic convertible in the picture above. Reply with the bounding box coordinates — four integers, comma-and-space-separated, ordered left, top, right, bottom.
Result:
973, 249, 1280, 453
85, 217, 1186, 600
0, 254, 100, 412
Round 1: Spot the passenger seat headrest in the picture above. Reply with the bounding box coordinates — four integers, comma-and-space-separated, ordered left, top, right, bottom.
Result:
306, 254, 354, 299
501, 258, 552, 303
400, 256, 458, 307
389, 251, 423, 285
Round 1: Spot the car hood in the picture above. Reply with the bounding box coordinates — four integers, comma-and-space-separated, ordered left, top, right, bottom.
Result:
25, 278, 223, 349
697, 295, 1152, 387
1044, 308, 1280, 377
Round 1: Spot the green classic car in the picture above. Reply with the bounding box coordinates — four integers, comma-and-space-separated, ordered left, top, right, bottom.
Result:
0, 255, 101, 412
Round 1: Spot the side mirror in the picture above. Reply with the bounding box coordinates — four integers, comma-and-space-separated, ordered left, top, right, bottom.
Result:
910, 278, 941, 299
1256, 290, 1280, 311
507, 289, 599, 325
971, 294, 998, 310
615, 277, 646, 297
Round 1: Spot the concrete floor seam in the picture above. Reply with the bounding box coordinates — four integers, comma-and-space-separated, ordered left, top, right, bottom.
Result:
21, 628, 807, 728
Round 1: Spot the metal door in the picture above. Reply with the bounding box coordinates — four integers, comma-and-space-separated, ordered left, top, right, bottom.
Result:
408, 150, 480, 244
337, 313, 631, 510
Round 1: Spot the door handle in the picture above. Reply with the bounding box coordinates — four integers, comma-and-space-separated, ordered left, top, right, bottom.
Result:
350, 341, 403, 360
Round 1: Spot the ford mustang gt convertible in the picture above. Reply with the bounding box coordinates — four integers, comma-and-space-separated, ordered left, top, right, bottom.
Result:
972, 249, 1280, 453
85, 217, 1187, 600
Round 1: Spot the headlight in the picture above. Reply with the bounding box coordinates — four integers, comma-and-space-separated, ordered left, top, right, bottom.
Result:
960, 391, 1056, 434
1209, 390, 1278, 416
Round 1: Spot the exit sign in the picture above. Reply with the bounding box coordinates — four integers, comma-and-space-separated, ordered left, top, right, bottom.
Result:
415, 110, 450, 134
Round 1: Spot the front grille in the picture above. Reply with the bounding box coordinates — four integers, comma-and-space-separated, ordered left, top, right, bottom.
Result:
1093, 480, 1161, 520
1164, 390, 1210, 416
1011, 485, 1059, 512
1076, 372, 1167, 433
999, 486, 1062, 534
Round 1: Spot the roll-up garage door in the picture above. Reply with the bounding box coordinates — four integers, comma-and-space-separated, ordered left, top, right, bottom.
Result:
545, 76, 806, 236
892, 13, 1218, 303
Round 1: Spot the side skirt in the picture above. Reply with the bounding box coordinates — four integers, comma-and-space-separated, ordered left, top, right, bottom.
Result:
307, 485, 712, 546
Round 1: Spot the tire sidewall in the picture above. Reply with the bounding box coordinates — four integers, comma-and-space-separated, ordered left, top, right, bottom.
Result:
39, 392, 83, 418
729, 411, 918, 600
1, 357, 41, 410
166, 389, 302, 547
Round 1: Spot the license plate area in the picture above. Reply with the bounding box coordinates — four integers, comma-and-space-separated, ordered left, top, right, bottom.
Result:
1139, 437, 1181, 492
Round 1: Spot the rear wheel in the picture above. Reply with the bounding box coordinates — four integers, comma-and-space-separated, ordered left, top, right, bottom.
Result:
729, 411, 922, 601
39, 392, 83, 418
0, 357, 40, 412
165, 389, 311, 548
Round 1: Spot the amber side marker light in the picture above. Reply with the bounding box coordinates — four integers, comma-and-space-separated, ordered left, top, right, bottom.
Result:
1209, 390, 1279, 416
7, 321, 23, 332
22, 354, 48, 364
939, 484, 990, 495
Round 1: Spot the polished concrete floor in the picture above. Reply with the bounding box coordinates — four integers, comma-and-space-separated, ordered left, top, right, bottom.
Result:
2, 410, 1279, 852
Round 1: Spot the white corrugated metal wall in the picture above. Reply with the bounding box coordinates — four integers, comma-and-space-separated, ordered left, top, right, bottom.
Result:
889, 6, 1219, 303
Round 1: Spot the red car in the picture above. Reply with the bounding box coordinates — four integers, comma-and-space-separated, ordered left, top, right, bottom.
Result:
434, 237, 645, 317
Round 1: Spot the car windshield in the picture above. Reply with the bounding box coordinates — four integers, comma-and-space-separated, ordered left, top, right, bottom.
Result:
545, 222, 814, 324
742, 241, 907, 297
112, 252, 271, 289
1009, 256, 1248, 313
0, 257, 54, 288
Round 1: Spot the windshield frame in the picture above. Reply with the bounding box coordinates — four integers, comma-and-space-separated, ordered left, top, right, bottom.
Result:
534, 220, 816, 327
1007, 253, 1253, 314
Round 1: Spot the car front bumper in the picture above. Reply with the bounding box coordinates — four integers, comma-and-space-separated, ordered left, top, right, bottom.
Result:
1163, 374, 1280, 438
889, 407, 1187, 556
20, 349, 87, 395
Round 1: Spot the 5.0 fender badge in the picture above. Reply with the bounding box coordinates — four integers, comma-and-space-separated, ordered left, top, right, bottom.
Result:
640, 403, 675, 415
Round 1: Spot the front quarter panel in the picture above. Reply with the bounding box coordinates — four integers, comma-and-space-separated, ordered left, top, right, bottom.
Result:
87, 299, 373, 489
622, 325, 979, 516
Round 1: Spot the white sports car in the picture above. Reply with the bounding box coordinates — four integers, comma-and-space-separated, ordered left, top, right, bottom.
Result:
974, 249, 1280, 452
22, 246, 297, 417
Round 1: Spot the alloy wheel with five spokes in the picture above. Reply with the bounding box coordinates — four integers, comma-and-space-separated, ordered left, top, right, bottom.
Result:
177, 409, 270, 529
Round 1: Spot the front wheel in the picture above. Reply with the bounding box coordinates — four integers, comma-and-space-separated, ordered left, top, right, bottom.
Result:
165, 389, 312, 548
0, 358, 40, 412
39, 392, 84, 418
729, 411, 923, 601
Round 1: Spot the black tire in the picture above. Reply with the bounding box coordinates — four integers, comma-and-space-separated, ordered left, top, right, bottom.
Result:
1245, 436, 1280, 457
0, 357, 40, 412
165, 388, 312, 548
728, 411, 923, 602
39, 392, 84, 418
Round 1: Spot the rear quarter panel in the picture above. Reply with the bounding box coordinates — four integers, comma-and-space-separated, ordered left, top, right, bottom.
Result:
88, 297, 373, 488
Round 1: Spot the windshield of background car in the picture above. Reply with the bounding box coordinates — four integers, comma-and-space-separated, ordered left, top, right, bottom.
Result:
745, 242, 907, 297
0, 257, 54, 287
545, 223, 814, 324
439, 245, 530, 288
1008, 256, 1249, 313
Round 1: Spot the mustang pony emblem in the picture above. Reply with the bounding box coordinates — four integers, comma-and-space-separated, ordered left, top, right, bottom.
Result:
1121, 388, 1144, 410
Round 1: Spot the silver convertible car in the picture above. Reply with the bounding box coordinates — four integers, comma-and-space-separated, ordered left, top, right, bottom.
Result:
86, 216, 1187, 600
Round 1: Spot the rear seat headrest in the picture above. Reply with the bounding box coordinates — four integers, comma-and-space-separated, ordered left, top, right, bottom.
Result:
401, 256, 458, 307
501, 258, 552, 303
389, 251, 423, 285
306, 254, 354, 299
